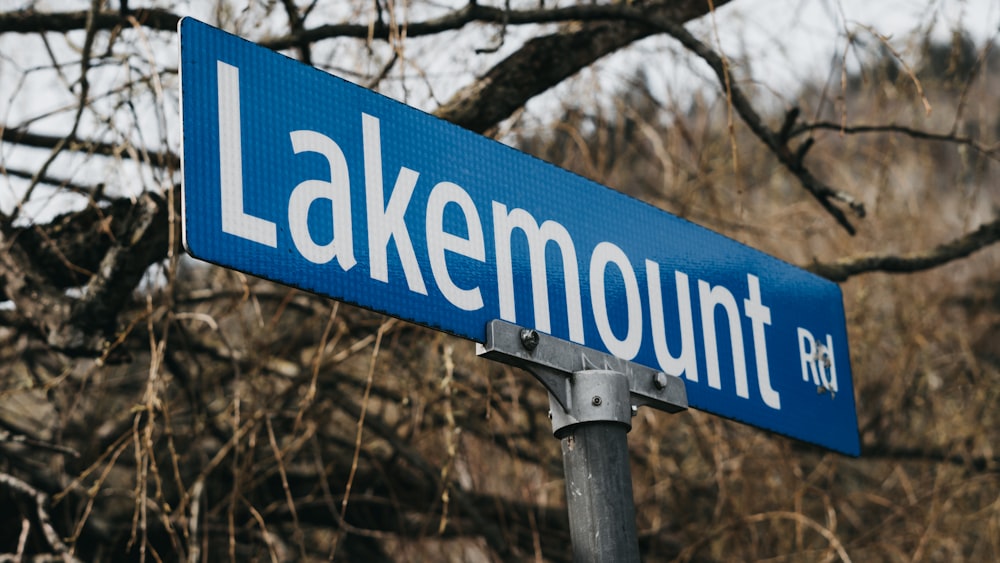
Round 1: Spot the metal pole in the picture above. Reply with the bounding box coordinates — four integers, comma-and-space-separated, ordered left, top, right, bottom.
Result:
550, 368, 639, 562
477, 321, 687, 563
560, 420, 640, 562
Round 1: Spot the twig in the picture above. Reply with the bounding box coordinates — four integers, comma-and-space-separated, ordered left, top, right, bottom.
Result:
279, 0, 312, 64
856, 24, 932, 116
265, 2, 718, 48
437, 343, 459, 535
638, 9, 866, 234
808, 217, 1000, 281
187, 479, 202, 563
266, 416, 307, 560
328, 374, 515, 558
8, 0, 102, 226
792, 121, 1000, 160
951, 40, 995, 136
0, 8, 180, 34
13, 517, 30, 562
0, 128, 180, 169
743, 511, 851, 563
0, 472, 83, 563
244, 501, 282, 563
0, 429, 80, 458
860, 444, 1000, 473
293, 302, 341, 432
0, 165, 104, 197
0, 3, 694, 47
340, 318, 395, 520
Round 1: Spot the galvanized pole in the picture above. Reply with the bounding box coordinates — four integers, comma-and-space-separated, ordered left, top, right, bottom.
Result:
551, 370, 639, 563
478, 321, 687, 563
559, 414, 640, 561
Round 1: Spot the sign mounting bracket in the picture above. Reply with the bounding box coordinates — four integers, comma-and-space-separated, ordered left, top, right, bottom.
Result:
477, 319, 688, 433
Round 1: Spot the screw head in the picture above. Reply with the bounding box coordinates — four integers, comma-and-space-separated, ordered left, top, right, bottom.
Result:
519, 328, 539, 351
653, 372, 669, 390
591, 396, 602, 406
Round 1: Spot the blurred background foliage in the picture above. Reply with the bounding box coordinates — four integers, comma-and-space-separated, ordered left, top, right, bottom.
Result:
1, 2, 998, 561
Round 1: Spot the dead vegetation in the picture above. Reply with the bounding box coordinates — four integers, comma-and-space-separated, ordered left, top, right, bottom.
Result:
1, 3, 999, 561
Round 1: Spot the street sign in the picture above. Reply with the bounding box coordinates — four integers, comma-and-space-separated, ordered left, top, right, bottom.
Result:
180, 18, 860, 455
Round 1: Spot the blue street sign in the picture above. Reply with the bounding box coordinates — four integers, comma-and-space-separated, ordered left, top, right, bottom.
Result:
180, 18, 860, 455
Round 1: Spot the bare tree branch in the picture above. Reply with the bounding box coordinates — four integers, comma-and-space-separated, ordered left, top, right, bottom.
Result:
0, 128, 179, 169
0, 193, 171, 355
0, 232, 77, 344
861, 444, 1000, 474
434, 0, 731, 133
0, 428, 80, 458
0, 165, 100, 196
637, 8, 866, 234
262, 2, 725, 50
8, 0, 104, 225
0, 472, 82, 563
0, 7, 180, 34
0, 2, 726, 166
794, 120, 1000, 160
808, 217, 1000, 281
0, 2, 714, 48
278, 0, 312, 65
2, 4, 999, 562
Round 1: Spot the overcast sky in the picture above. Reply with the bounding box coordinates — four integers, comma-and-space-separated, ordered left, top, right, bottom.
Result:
527, 0, 1000, 120
2, 0, 998, 220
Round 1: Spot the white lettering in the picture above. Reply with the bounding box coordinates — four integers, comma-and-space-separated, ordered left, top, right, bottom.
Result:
426, 181, 485, 311
798, 328, 820, 384
212, 82, 806, 409
646, 261, 698, 381
744, 274, 780, 409
217, 61, 277, 247
590, 242, 642, 359
699, 280, 749, 398
798, 328, 839, 393
492, 203, 584, 343
363, 114, 427, 294
287, 130, 355, 267
821, 333, 838, 392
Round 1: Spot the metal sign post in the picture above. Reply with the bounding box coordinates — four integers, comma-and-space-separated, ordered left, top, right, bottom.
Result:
479, 320, 687, 561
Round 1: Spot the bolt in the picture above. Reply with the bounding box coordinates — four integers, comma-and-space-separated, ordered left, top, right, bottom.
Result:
592, 396, 602, 406
653, 371, 669, 390
519, 328, 539, 351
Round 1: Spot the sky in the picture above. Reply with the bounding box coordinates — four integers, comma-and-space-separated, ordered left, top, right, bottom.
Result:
524, 0, 1000, 123
700, 0, 999, 93
1, 0, 998, 220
